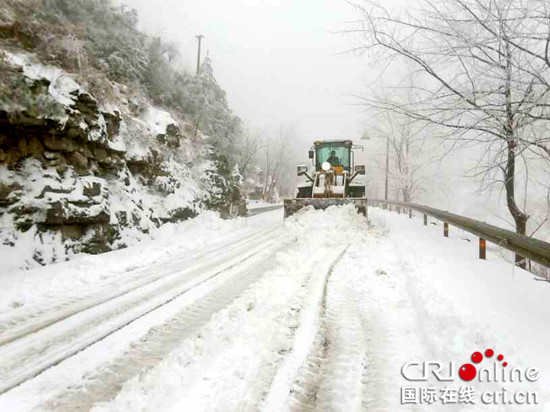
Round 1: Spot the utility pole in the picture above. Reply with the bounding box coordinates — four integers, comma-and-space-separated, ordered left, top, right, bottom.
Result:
384, 137, 389, 201
195, 34, 204, 75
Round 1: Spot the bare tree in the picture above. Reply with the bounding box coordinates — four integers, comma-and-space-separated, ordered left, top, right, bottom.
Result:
236, 127, 264, 177
389, 117, 427, 202
257, 125, 299, 202
370, 86, 440, 203
352, 0, 550, 267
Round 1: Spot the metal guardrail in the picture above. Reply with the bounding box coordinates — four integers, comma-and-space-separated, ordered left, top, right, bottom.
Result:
247, 204, 283, 217
368, 199, 550, 269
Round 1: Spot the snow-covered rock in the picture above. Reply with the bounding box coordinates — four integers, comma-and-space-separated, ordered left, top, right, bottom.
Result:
0, 50, 246, 272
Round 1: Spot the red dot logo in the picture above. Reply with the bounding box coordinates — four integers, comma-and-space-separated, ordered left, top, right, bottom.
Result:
460, 348, 508, 380
459, 364, 477, 381
471, 352, 483, 363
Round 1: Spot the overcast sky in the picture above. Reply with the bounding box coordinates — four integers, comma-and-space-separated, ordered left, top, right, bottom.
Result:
121, 0, 372, 142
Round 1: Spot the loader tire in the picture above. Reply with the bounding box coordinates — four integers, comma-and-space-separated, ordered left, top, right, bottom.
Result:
297, 186, 313, 198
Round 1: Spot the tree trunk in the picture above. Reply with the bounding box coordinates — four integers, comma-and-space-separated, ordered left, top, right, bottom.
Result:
503, 33, 528, 269
504, 139, 528, 268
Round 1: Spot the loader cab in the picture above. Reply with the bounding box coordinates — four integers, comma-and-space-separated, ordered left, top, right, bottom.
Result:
312, 140, 352, 172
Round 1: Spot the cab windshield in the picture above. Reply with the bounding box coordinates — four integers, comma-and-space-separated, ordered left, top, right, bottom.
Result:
316, 144, 350, 169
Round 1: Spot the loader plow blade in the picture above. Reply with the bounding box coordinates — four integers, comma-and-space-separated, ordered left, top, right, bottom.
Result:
283, 198, 368, 219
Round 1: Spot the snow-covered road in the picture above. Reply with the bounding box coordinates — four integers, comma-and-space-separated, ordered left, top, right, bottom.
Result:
1, 205, 549, 411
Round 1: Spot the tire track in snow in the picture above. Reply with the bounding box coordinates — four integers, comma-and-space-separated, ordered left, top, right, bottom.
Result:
0, 226, 284, 395
0, 223, 282, 345
81, 238, 331, 412
310, 250, 368, 411
352, 219, 429, 411
37, 239, 287, 412
261, 243, 351, 412
281, 246, 368, 412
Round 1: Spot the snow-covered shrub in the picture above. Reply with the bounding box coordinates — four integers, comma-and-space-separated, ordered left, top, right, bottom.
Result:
0, 52, 65, 118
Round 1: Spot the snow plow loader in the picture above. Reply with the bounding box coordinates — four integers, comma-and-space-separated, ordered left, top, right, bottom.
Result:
284, 139, 368, 219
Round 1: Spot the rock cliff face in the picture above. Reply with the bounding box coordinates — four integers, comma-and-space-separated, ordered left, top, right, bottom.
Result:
0, 51, 246, 270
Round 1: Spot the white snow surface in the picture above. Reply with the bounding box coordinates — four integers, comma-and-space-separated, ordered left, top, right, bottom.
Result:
142, 106, 178, 136
1, 206, 549, 411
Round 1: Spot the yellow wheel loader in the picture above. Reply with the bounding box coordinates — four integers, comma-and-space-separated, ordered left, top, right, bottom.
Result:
284, 140, 368, 218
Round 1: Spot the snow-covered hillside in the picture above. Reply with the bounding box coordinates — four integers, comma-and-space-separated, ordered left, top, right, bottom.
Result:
0, 50, 242, 272
0, 0, 252, 272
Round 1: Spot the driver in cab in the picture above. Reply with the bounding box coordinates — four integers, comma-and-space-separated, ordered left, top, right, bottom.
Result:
327, 150, 340, 165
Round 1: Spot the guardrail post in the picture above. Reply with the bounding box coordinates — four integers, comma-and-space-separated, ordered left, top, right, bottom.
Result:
479, 238, 486, 260
444, 222, 449, 237
409, 209, 413, 219
423, 214, 427, 226
397, 207, 401, 215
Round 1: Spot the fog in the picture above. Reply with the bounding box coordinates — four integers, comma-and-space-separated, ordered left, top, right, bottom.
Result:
113, 0, 491, 204
120, 0, 370, 143
118, 0, 550, 240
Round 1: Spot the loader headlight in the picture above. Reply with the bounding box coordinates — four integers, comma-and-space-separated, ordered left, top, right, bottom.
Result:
322, 161, 331, 171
